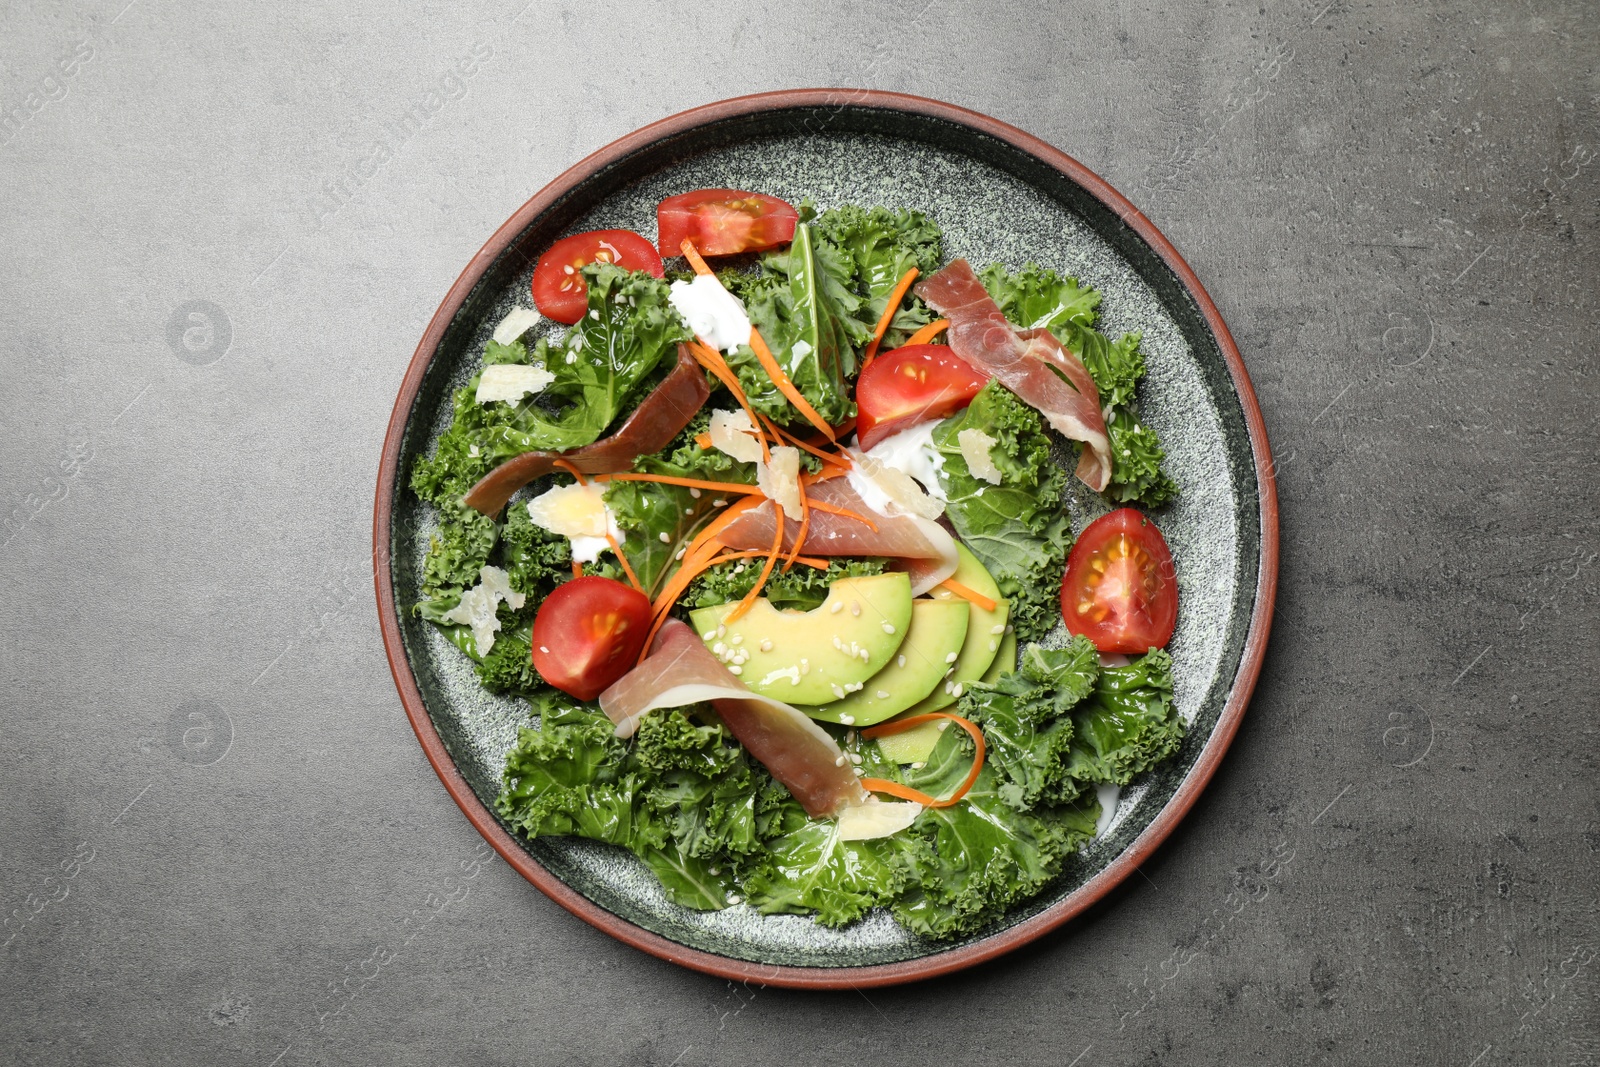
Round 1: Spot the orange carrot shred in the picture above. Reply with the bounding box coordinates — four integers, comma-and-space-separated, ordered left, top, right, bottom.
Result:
805, 498, 879, 532
552, 458, 588, 484
859, 712, 987, 808
747, 326, 835, 440
680, 238, 713, 277
694, 432, 712, 450
571, 560, 583, 580
593, 472, 764, 495
725, 512, 785, 623
859, 267, 919, 372
938, 577, 999, 613
605, 532, 644, 594
759, 413, 851, 470
781, 477, 810, 574
687, 340, 770, 462
902, 318, 949, 348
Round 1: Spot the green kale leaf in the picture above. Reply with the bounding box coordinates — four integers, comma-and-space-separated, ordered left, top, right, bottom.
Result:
932, 380, 1070, 642
681, 556, 888, 613
813, 204, 943, 348
1062, 647, 1185, 792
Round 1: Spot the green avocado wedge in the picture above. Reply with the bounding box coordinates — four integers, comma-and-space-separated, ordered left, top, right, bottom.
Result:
687, 573, 912, 705
904, 545, 1009, 716
803, 598, 970, 726
877, 629, 1016, 764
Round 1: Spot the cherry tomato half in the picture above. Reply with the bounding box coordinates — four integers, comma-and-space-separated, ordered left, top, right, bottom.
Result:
657, 188, 799, 257
531, 575, 652, 701
531, 229, 664, 325
855, 344, 992, 450
1060, 508, 1178, 655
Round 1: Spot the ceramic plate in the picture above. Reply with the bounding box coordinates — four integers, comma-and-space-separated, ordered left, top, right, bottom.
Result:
374, 90, 1278, 989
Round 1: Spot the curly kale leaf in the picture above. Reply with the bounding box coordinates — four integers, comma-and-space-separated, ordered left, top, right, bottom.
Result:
1062, 647, 1185, 792
957, 637, 1101, 810
813, 204, 943, 348
887, 726, 1100, 937
979, 263, 1177, 508
933, 380, 1070, 642
742, 815, 910, 927
498, 501, 572, 599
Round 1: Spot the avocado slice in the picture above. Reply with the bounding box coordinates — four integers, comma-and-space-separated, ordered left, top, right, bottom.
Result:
804, 598, 970, 726
903, 545, 1010, 716
687, 573, 912, 705
877, 629, 1016, 765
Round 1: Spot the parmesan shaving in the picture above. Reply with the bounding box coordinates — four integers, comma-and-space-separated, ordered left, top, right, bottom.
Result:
439, 565, 526, 657
709, 408, 764, 464
476, 363, 556, 404
757, 445, 802, 519
525, 482, 622, 564
837, 797, 923, 840
492, 305, 542, 345
845, 447, 944, 520
957, 427, 1003, 485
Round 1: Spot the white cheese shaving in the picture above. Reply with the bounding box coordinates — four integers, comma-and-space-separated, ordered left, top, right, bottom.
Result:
757, 445, 802, 519
845, 446, 943, 520
709, 408, 764, 464
439, 565, 526, 657
525, 483, 622, 564
476, 363, 556, 404
837, 798, 923, 840
492, 305, 542, 345
957, 427, 1003, 485
861, 421, 948, 504
668, 273, 751, 353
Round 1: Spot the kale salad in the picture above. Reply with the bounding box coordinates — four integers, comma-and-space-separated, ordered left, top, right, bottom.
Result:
409, 189, 1186, 937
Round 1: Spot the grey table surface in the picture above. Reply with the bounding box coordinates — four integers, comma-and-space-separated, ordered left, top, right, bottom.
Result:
2, 1, 1595, 1064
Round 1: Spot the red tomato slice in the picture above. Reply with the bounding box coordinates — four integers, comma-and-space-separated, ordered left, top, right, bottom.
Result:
1060, 508, 1178, 655
657, 189, 799, 257
855, 344, 991, 450
531, 229, 664, 325
531, 575, 652, 701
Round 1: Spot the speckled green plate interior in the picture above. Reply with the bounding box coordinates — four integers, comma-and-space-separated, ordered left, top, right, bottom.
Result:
387, 102, 1262, 972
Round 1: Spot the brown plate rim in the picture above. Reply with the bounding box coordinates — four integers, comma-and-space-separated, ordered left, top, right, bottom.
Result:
372, 88, 1279, 990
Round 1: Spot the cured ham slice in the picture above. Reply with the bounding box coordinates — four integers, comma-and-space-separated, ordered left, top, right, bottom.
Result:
599, 620, 868, 818
716, 476, 958, 595
916, 260, 1112, 492
462, 343, 710, 516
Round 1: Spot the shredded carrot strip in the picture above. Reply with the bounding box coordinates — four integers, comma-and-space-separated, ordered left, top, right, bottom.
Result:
939, 577, 998, 613
680, 238, 713, 277
725, 512, 785, 623
781, 477, 810, 574
694, 432, 712, 450
687, 340, 770, 462
859, 712, 987, 808
758, 413, 850, 470
801, 466, 848, 486
593, 472, 764, 495
747, 326, 835, 440
552, 458, 588, 484
805, 498, 878, 532
605, 532, 644, 594
859, 267, 920, 372
637, 496, 764, 664
902, 318, 949, 348
571, 560, 583, 579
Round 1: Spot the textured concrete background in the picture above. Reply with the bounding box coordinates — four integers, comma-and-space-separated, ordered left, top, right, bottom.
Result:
2, 0, 1595, 1064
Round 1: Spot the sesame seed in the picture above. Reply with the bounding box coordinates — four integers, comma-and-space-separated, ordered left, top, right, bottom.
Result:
848, 753, 862, 765
759, 639, 773, 652
689, 488, 702, 498
713, 499, 727, 507
911, 762, 925, 770
712, 642, 726, 655
716, 624, 726, 637
951, 683, 964, 698
875, 690, 890, 699
850, 601, 862, 617
675, 548, 686, 561
684, 507, 694, 515
658, 531, 671, 542
840, 714, 855, 725
859, 648, 871, 662
990, 624, 1005, 635
538, 646, 550, 653
854, 767, 865, 777
897, 655, 907, 668
882, 622, 896, 634
835, 755, 847, 767
731, 634, 743, 645
989, 640, 998, 652
727, 894, 741, 905
945, 652, 959, 664
831, 684, 846, 699
728, 665, 743, 676
830, 601, 844, 614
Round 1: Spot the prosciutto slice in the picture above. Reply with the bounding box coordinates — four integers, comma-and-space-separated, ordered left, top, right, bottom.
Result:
715, 476, 958, 595
461, 343, 710, 516
599, 620, 868, 818
916, 259, 1113, 491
